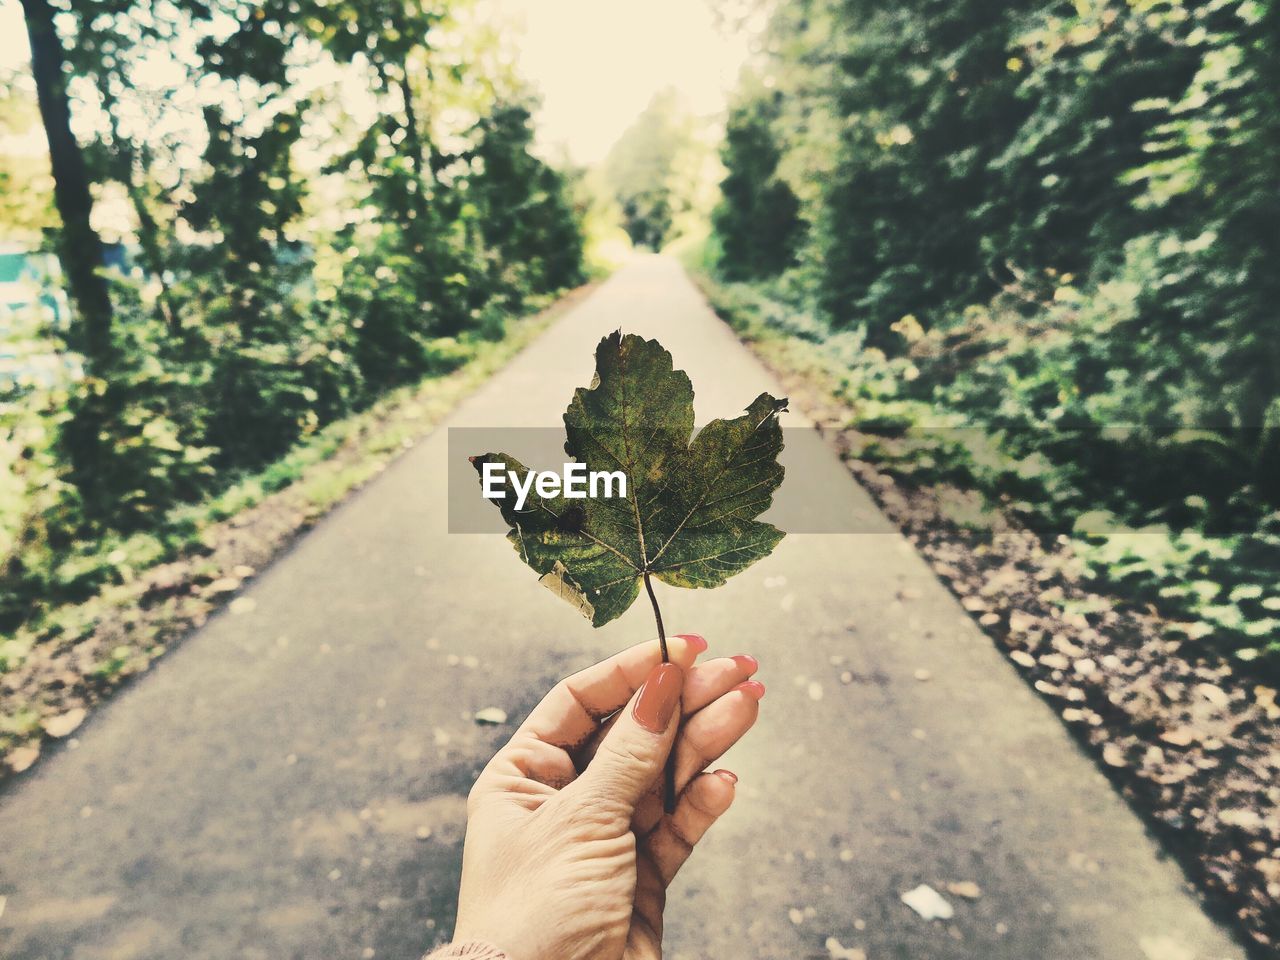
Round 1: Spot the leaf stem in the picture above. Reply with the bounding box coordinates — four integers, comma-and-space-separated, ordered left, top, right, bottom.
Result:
643, 571, 678, 814
643, 571, 668, 662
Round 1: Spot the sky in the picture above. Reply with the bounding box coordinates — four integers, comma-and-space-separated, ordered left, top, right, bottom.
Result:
0, 1, 28, 75
0, 0, 757, 167
479, 0, 755, 165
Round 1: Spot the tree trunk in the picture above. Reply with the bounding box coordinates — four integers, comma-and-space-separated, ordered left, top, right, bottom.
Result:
21, 0, 113, 369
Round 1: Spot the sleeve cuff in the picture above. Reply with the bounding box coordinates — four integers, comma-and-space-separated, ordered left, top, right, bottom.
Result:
423, 941, 510, 960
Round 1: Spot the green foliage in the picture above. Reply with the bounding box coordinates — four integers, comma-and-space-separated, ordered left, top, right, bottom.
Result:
470, 102, 587, 300
602, 89, 715, 250
0, 71, 55, 237
713, 83, 803, 281
2, 0, 588, 642
700, 271, 1280, 674
473, 333, 787, 627
1072, 510, 1280, 664
705, 0, 1279, 671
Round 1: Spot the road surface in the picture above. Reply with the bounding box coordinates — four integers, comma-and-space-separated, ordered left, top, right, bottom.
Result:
0, 257, 1245, 960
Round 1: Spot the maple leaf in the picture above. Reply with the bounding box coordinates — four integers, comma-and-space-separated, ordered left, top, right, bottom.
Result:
472, 331, 788, 630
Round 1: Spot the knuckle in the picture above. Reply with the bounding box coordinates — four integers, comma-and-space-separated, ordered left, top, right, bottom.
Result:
685, 781, 720, 818
600, 735, 657, 772
665, 820, 697, 855
557, 791, 631, 832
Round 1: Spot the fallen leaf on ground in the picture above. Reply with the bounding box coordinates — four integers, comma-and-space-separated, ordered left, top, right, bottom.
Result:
473, 707, 508, 725
946, 881, 982, 899
1256, 686, 1280, 720
825, 936, 866, 960
1102, 743, 1126, 767
900, 884, 953, 920
1219, 809, 1264, 830
9, 745, 39, 773
1152, 762, 1196, 785
1194, 682, 1229, 707
43, 708, 87, 738
1159, 727, 1196, 747
229, 597, 257, 615
1008, 610, 1036, 633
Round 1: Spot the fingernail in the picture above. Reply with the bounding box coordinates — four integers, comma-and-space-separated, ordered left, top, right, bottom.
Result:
675, 633, 707, 653
731, 654, 759, 675
714, 769, 738, 785
634, 663, 684, 733
734, 679, 766, 701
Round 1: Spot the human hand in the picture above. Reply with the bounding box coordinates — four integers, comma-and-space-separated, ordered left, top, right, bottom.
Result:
448, 634, 764, 960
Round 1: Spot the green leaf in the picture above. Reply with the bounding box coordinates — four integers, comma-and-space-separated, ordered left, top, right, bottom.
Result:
472, 332, 787, 626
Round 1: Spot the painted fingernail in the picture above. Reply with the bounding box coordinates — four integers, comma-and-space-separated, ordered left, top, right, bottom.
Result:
731, 654, 759, 675
634, 663, 684, 732
714, 769, 738, 785
675, 633, 707, 653
734, 679, 766, 701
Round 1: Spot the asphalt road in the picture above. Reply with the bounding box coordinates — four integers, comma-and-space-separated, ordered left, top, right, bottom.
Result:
0, 257, 1246, 960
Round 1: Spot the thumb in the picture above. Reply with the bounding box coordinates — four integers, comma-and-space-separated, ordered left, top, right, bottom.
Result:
571, 662, 683, 814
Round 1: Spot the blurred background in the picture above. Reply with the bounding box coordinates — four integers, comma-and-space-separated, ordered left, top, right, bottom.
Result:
1, 0, 1278, 953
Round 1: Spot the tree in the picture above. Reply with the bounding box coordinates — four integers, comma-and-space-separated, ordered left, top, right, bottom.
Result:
711, 0, 1280, 527
70, 0, 182, 330
816, 0, 1040, 343
6, 0, 586, 537
19, 0, 113, 369
469, 101, 584, 299
602, 90, 702, 250
0, 73, 56, 237
712, 82, 802, 280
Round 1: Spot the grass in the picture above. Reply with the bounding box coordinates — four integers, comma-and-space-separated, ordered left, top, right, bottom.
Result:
0, 284, 595, 774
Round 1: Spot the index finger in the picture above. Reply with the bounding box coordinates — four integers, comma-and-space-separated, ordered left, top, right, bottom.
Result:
518, 634, 706, 751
